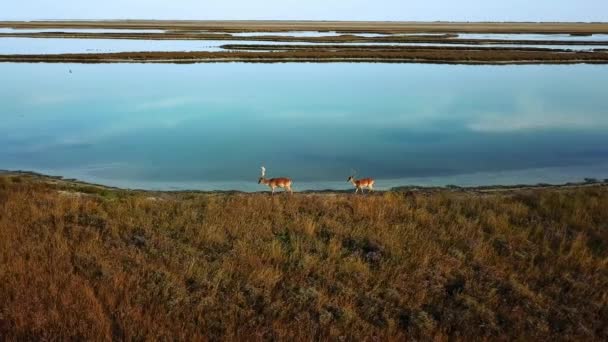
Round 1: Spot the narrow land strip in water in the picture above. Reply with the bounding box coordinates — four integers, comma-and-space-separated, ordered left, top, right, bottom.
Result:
3, 20, 608, 34
2, 48, 607, 64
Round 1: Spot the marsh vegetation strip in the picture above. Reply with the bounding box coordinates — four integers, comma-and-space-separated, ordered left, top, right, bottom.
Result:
2, 63, 607, 191
3, 48, 608, 64
3, 20, 608, 34
0, 175, 607, 340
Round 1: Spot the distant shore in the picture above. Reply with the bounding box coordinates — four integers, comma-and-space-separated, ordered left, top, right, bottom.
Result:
2, 20, 608, 34
2, 20, 608, 64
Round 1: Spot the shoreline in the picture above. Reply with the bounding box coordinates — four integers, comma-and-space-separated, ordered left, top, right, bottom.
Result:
2, 163, 607, 340
2, 169, 606, 195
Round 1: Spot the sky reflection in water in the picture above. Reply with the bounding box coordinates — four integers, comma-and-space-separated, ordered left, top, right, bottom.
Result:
1, 63, 607, 191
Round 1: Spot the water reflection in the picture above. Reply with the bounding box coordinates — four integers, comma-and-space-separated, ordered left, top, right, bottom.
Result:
455, 33, 608, 42
1, 63, 607, 190
0, 28, 166, 34
2, 37, 607, 54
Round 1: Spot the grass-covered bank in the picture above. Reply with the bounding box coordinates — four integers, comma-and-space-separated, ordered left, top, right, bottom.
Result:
0, 174, 607, 340
3, 47, 608, 65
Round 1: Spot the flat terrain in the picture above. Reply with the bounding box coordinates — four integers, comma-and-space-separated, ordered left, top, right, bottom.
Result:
3, 48, 606, 65
1, 172, 607, 340
2, 20, 608, 64
3, 20, 608, 33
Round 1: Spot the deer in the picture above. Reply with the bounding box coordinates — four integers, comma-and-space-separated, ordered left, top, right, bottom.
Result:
258, 166, 293, 195
347, 171, 375, 194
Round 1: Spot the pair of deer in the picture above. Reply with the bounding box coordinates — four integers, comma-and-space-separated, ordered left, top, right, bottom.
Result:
258, 166, 375, 194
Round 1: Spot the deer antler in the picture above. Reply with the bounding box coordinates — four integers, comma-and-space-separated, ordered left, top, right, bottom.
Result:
261, 166, 266, 177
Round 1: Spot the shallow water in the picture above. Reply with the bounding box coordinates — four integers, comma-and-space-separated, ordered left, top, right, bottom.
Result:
1, 63, 607, 191
0, 28, 166, 34
0, 37, 231, 54
2, 37, 607, 54
455, 33, 608, 42
231, 31, 343, 37
229, 31, 446, 38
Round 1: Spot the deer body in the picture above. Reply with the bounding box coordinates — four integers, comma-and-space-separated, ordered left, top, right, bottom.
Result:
258, 167, 292, 194
348, 176, 375, 194
259, 177, 293, 194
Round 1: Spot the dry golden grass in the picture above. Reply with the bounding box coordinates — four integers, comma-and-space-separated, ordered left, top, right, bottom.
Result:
0, 174, 607, 340
3, 48, 608, 65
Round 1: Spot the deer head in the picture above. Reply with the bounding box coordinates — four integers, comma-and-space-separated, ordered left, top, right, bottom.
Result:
347, 168, 358, 182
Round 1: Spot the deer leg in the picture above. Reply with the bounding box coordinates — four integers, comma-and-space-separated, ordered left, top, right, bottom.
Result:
271, 186, 275, 195
355, 187, 359, 194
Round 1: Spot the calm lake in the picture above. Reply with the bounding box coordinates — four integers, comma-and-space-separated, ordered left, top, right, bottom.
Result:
1, 62, 607, 191
4, 37, 607, 54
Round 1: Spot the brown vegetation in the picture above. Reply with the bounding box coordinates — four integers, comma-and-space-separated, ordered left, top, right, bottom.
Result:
2, 20, 608, 34
2, 47, 607, 64
1, 174, 607, 340
2, 21, 607, 64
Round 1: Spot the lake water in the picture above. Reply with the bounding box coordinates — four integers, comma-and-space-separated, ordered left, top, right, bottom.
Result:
230, 31, 446, 38
1, 63, 607, 191
0, 28, 166, 34
455, 33, 608, 42
0, 37, 236, 54
3, 37, 607, 54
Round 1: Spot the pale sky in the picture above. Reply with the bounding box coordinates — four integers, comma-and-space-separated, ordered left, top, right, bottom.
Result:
2, 0, 607, 22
